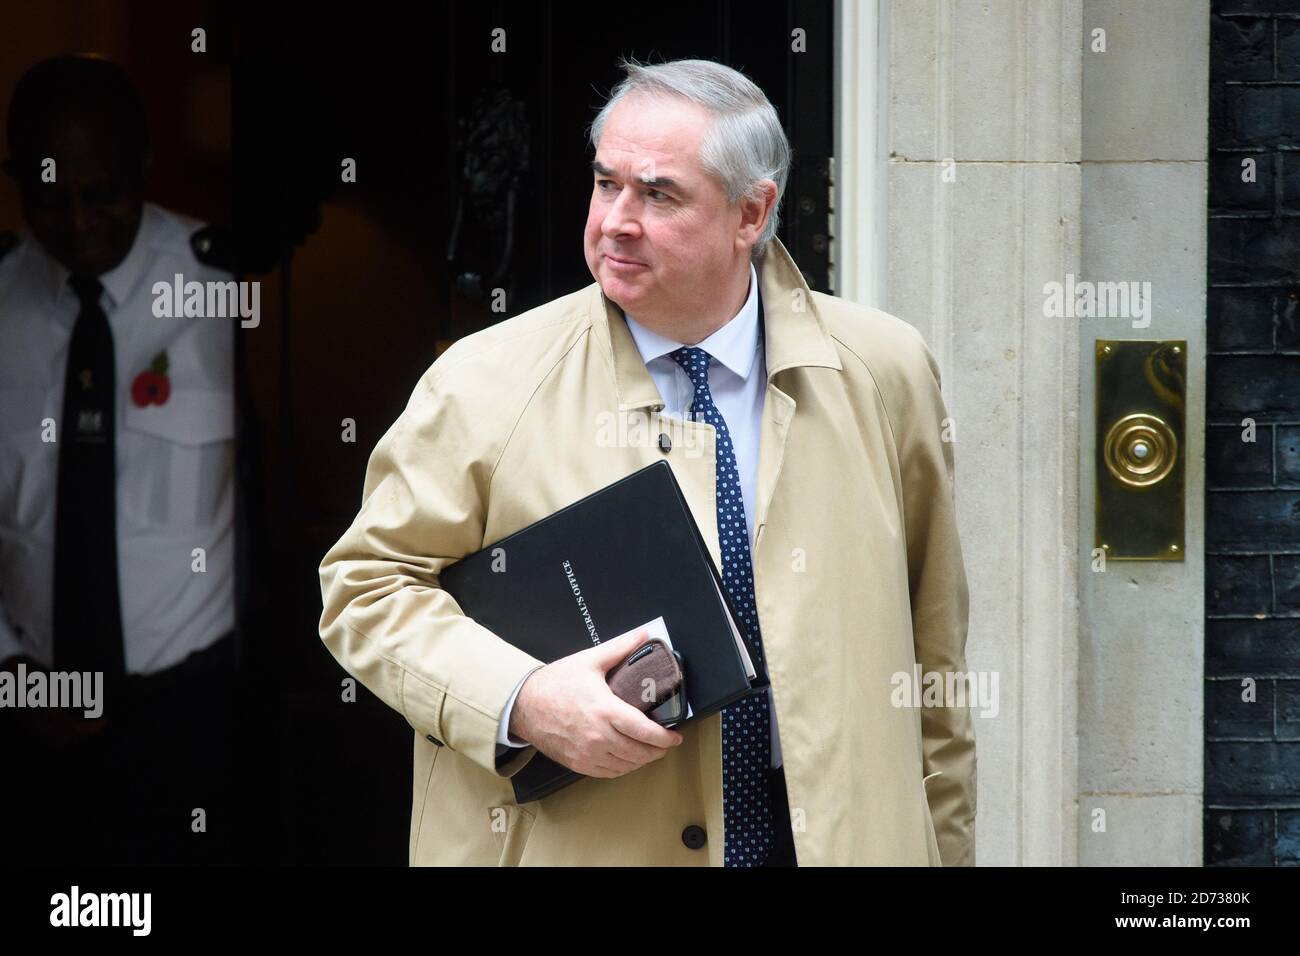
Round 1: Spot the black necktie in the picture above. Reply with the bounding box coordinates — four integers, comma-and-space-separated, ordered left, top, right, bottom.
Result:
53, 275, 126, 700
669, 344, 775, 866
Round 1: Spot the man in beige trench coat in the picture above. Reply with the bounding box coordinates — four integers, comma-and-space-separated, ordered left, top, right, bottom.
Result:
318, 58, 976, 867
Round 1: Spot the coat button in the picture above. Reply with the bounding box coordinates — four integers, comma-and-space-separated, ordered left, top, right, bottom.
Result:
426, 734, 444, 747
658, 432, 672, 453
681, 825, 707, 849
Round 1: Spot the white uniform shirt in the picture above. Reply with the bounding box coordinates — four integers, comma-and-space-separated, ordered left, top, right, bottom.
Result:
494, 262, 784, 769
0, 201, 237, 674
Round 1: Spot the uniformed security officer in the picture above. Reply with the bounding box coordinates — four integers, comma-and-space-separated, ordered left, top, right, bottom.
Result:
0, 55, 239, 865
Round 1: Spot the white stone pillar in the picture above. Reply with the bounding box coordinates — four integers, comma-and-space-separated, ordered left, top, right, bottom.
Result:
841, 0, 1209, 865
868, 0, 1085, 865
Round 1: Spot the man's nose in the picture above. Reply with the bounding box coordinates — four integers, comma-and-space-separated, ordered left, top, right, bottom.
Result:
601, 186, 641, 240
63, 196, 93, 237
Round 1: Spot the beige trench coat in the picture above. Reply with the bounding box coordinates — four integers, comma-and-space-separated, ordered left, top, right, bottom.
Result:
318, 238, 976, 866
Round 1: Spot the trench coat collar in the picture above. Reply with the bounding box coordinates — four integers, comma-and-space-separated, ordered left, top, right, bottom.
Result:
590, 236, 843, 412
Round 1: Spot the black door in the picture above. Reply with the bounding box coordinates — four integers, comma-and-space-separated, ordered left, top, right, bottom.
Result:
231, 0, 834, 864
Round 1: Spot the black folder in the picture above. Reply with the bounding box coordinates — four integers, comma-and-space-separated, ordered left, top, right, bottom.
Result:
439, 459, 768, 803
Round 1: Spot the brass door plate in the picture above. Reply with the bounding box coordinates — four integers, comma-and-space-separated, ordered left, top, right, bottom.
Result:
1095, 340, 1186, 560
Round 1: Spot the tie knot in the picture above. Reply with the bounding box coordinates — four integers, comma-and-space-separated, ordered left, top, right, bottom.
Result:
68, 274, 104, 308
669, 345, 713, 390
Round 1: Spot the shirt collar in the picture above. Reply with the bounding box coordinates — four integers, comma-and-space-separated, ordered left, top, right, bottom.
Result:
623, 260, 761, 382
590, 236, 842, 414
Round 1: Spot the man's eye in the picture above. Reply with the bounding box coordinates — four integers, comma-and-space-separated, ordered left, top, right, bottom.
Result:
647, 189, 669, 202
597, 179, 618, 191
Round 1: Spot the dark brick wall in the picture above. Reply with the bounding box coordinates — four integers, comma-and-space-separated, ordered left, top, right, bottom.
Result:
1207, 1, 1300, 867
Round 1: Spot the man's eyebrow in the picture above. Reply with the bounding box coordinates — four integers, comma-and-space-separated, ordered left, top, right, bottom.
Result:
591, 159, 680, 190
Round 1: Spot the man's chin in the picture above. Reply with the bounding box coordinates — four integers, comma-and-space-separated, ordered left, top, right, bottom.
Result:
52, 245, 130, 279
598, 268, 651, 305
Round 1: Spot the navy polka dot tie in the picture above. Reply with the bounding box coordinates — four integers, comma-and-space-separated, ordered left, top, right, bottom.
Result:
669, 345, 774, 867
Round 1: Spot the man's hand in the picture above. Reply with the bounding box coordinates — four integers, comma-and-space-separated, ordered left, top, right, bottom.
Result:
509, 629, 684, 778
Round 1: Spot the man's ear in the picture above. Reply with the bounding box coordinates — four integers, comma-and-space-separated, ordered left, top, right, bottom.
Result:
736, 179, 778, 252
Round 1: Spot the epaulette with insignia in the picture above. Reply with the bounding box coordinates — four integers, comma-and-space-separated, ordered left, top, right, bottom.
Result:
191, 224, 236, 272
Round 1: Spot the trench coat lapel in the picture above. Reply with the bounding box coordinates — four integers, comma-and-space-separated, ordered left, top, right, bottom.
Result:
588, 237, 843, 547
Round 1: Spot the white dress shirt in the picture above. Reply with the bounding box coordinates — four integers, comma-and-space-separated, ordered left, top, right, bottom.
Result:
494, 262, 784, 769
0, 201, 237, 674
